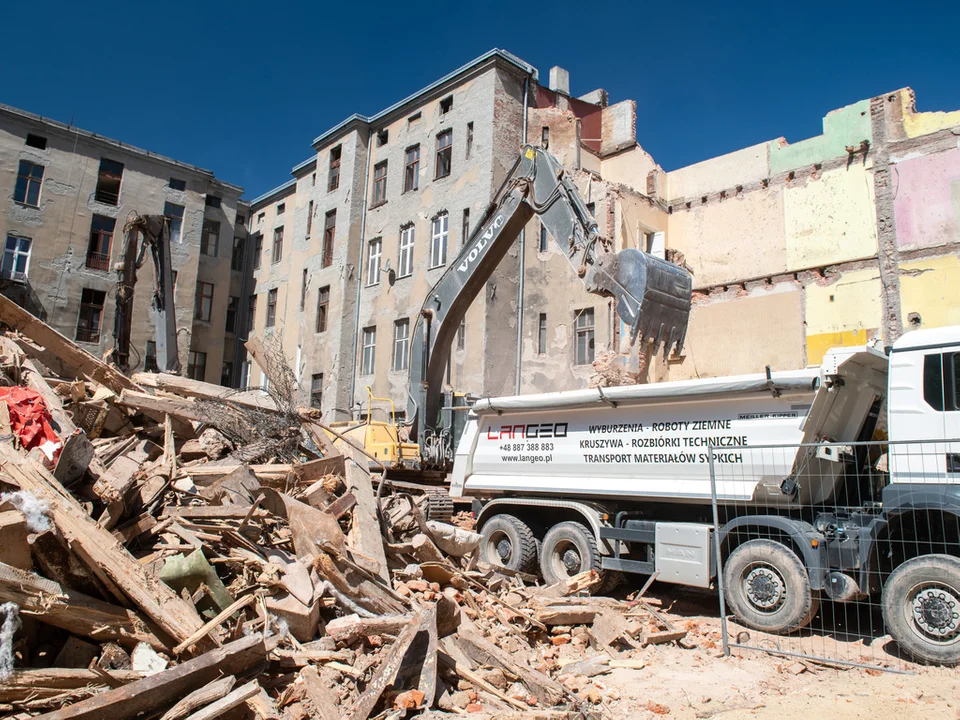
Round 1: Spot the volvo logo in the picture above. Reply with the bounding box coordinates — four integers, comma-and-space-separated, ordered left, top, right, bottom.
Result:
458, 214, 505, 273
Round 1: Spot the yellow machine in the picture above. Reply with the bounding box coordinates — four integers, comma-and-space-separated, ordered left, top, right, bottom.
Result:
329, 388, 421, 470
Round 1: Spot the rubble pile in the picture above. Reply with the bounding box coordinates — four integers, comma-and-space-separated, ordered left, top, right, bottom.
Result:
0, 294, 685, 720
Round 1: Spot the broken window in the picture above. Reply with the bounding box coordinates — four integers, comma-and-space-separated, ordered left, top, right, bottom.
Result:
306, 200, 314, 237
377, 129, 389, 146
372, 161, 388, 206
398, 225, 414, 278
300, 268, 308, 310
169, 177, 186, 191
322, 210, 336, 268
95, 159, 123, 205
539, 223, 548, 252
247, 294, 257, 333
231, 236, 245, 271
205, 195, 222, 209
226, 296, 239, 333
310, 373, 324, 409
201, 219, 220, 256
272, 226, 283, 264
430, 213, 448, 268
2, 235, 31, 281
404, 145, 420, 192
361, 326, 377, 375
541, 126, 549, 149
144, 341, 158, 372
25, 134, 47, 150
393, 319, 409, 372
466, 122, 474, 159
457, 319, 465, 352
14, 160, 43, 207
316, 286, 329, 333
187, 351, 207, 381
462, 208, 470, 244
538, 313, 547, 354
574, 308, 595, 365
435, 130, 452, 179
195, 282, 214, 321
440, 95, 453, 115
221, 361, 233, 387
266, 288, 278, 327
164, 202, 184, 244
328, 145, 342, 192
253, 233, 263, 270
76, 288, 106, 343
367, 238, 382, 286
86, 215, 116, 271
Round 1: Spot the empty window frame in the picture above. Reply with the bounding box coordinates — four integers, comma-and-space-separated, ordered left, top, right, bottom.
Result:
205, 195, 222, 209
272, 226, 283, 264
248, 294, 257, 333
328, 145, 342, 192
377, 129, 389, 146
300, 268, 308, 310
462, 208, 470, 243
404, 145, 420, 192
253, 233, 263, 270
306, 199, 314, 237
541, 126, 550, 149
466, 122, 474, 159
221, 361, 234, 387
236, 214, 246, 227
187, 351, 207, 381
86, 215, 116, 271
440, 95, 453, 115
169, 177, 186, 191
164, 202, 185, 244
538, 313, 547, 354
195, 281, 214, 321
361, 326, 376, 375
2, 235, 31, 280
95, 159, 123, 205
201, 219, 220, 256
398, 225, 415, 278
367, 237, 382, 286
435, 130, 452, 179
430, 213, 448, 268
266, 288, 278, 327
322, 211, 336, 267
25, 133, 47, 150
457, 319, 465, 351
144, 341, 158, 373
226, 296, 239, 333
276, 202, 285, 215
76, 288, 106, 343
574, 308, 595, 365
310, 373, 324, 409
231, 236, 245, 271
539, 223, 548, 252
372, 161, 388, 206
15, 160, 43, 207
316, 286, 329, 333
393, 319, 410, 372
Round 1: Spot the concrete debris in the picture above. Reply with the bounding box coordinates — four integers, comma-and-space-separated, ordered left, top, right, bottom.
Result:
0, 312, 685, 719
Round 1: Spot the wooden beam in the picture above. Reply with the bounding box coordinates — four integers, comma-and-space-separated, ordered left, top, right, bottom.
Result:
179, 680, 261, 720
347, 614, 422, 720
133, 372, 280, 414
28, 635, 266, 720
0, 295, 141, 395
0, 669, 145, 704
0, 447, 207, 648
117, 390, 203, 423
0, 561, 170, 650
158, 676, 236, 720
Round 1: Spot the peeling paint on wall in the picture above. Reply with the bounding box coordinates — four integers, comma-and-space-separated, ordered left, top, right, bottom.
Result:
769, 100, 872, 175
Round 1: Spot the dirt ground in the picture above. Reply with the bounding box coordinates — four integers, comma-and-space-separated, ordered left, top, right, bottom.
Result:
558, 583, 960, 720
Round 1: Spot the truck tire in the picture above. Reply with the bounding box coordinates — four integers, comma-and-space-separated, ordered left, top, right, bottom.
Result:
479, 514, 538, 574
881, 554, 960, 666
541, 521, 608, 590
723, 539, 820, 634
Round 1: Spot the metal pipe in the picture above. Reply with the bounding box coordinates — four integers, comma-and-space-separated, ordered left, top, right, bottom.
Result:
349, 129, 374, 418
514, 74, 530, 394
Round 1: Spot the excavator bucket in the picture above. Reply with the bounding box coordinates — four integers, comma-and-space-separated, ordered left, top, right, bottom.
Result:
588, 248, 692, 356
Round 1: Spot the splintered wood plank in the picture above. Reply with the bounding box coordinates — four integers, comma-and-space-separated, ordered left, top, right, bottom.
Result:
347, 613, 422, 720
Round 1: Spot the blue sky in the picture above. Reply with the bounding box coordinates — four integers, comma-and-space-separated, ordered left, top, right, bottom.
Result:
3, 0, 957, 199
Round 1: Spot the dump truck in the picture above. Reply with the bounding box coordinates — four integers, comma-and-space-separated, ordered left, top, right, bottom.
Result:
453, 326, 960, 665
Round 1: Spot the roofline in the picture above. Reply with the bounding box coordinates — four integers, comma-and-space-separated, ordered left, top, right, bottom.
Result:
311, 48, 538, 151
249, 178, 297, 208
0, 103, 244, 195
291, 156, 317, 176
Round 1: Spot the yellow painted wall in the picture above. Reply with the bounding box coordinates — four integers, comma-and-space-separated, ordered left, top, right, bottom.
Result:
784, 164, 877, 271
900, 93, 960, 139
900, 254, 960, 328
804, 267, 881, 364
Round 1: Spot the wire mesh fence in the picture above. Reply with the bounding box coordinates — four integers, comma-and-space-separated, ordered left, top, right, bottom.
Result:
708, 438, 960, 672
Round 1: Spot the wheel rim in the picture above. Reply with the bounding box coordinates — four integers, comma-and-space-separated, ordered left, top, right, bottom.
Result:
548, 539, 583, 579
741, 561, 787, 614
484, 530, 512, 566
903, 581, 960, 645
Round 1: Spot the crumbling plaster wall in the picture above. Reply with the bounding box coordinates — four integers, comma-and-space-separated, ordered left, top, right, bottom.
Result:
892, 146, 960, 251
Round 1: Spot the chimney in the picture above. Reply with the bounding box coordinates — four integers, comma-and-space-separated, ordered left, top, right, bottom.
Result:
548, 66, 570, 95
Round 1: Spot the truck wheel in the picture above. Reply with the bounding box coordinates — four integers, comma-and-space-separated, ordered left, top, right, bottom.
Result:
723, 540, 820, 634
882, 555, 960, 666
479, 515, 538, 574
541, 521, 603, 587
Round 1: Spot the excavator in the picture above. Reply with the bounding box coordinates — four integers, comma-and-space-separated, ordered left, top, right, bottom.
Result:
107, 215, 180, 374
336, 145, 692, 481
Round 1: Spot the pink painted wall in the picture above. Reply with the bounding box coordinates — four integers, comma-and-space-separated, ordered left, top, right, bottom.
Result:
894, 147, 960, 249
